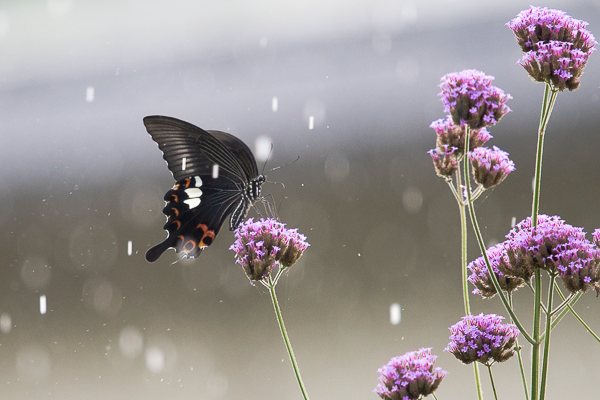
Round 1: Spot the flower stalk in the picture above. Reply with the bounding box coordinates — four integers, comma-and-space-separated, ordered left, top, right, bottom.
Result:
267, 274, 311, 400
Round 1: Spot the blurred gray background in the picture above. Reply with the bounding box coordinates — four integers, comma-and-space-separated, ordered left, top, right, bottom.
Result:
1, 0, 599, 399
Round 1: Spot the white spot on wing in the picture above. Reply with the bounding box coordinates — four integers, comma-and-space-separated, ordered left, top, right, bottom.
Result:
194, 176, 202, 187
212, 164, 219, 179
185, 188, 202, 198
184, 198, 201, 209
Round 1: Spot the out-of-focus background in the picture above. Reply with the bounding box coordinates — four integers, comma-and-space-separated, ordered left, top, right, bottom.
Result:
1, 0, 599, 399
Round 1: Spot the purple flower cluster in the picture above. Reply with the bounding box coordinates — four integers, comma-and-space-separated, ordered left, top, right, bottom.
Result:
439, 70, 512, 129
375, 348, 446, 400
430, 116, 493, 154
507, 6, 597, 91
473, 215, 600, 295
446, 314, 519, 365
467, 243, 525, 298
594, 229, 600, 246
427, 144, 459, 178
230, 218, 309, 282
468, 146, 515, 189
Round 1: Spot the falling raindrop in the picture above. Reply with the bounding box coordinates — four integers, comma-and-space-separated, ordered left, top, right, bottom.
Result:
212, 164, 219, 179
0, 313, 12, 334
271, 96, 278, 112
39, 295, 47, 315
308, 116, 315, 130
390, 303, 402, 325
85, 86, 95, 102
254, 136, 272, 163
127, 240, 133, 256
182, 157, 187, 171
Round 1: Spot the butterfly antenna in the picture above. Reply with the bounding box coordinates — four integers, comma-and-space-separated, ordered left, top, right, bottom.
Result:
267, 155, 300, 173
261, 143, 274, 175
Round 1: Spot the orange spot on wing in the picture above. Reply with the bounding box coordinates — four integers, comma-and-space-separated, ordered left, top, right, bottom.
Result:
184, 178, 191, 188
171, 208, 180, 217
171, 194, 179, 202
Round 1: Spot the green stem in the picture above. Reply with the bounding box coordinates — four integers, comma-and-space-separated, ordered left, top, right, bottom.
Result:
530, 82, 559, 400
463, 126, 536, 345
267, 275, 310, 400
487, 365, 499, 400
455, 162, 484, 400
509, 294, 529, 400
548, 292, 582, 332
554, 283, 600, 344
539, 274, 556, 400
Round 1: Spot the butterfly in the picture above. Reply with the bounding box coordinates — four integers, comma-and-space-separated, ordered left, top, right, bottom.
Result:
143, 115, 266, 262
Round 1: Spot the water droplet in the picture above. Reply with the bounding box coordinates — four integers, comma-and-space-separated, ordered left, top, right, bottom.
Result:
390, 303, 402, 325
85, 86, 95, 102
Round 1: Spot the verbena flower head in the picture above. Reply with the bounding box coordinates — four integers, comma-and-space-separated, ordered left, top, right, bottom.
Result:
439, 70, 512, 129
467, 243, 525, 298
518, 41, 593, 91
547, 239, 600, 295
230, 218, 309, 282
428, 145, 459, 178
468, 146, 515, 189
507, 7, 597, 91
374, 348, 446, 400
446, 314, 519, 365
507, 7, 596, 53
501, 215, 585, 280
430, 116, 492, 153
593, 229, 600, 246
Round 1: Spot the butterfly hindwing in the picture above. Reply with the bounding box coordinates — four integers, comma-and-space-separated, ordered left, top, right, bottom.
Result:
145, 174, 242, 262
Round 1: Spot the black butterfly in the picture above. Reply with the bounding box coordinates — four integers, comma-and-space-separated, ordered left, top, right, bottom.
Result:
143, 116, 266, 262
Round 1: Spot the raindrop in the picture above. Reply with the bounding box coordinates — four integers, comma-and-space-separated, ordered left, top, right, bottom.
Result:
390, 303, 401, 325
308, 116, 315, 130
127, 240, 133, 256
39, 295, 47, 315
0, 313, 12, 334
254, 136, 272, 163
182, 157, 187, 171
85, 86, 95, 102
271, 96, 278, 112
212, 164, 219, 179
511, 216, 516, 228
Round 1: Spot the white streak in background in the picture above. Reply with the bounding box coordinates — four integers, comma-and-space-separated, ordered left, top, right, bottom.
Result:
39, 295, 47, 315
119, 326, 144, 359
127, 240, 132, 256
182, 157, 187, 171
390, 303, 401, 325
85, 86, 95, 102
511, 216, 516, 228
271, 96, 279, 112
254, 136, 272, 163
145, 346, 165, 373
212, 164, 219, 179
0, 313, 12, 334
308, 115, 315, 130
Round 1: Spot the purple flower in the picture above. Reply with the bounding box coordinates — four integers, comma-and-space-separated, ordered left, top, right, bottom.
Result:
446, 314, 519, 365
518, 41, 593, 91
547, 239, 600, 295
439, 70, 512, 129
430, 116, 492, 153
593, 229, 600, 246
507, 7, 596, 53
467, 243, 525, 298
468, 146, 515, 189
499, 215, 600, 294
230, 218, 309, 281
428, 144, 459, 178
374, 348, 446, 400
507, 7, 597, 91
